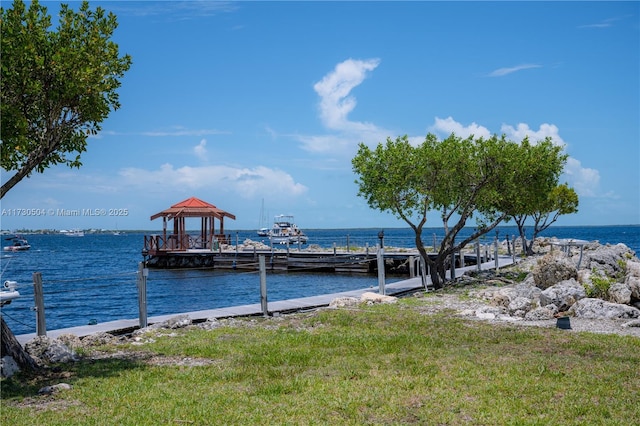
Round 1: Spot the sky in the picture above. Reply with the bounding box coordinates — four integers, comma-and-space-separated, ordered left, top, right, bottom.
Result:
1, 0, 639, 232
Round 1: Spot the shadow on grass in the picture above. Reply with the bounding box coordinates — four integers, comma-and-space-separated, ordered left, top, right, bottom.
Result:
1, 355, 148, 400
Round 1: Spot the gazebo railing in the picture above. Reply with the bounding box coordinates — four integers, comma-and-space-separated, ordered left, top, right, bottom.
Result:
144, 234, 232, 255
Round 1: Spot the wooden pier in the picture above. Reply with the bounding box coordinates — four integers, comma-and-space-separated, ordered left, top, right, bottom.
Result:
143, 247, 480, 277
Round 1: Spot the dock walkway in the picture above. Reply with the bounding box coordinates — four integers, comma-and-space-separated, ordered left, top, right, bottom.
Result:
15, 255, 517, 346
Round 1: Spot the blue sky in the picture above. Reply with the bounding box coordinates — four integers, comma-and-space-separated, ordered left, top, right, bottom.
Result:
1, 1, 639, 232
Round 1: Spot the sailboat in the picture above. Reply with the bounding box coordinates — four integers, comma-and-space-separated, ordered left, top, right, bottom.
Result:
256, 199, 270, 236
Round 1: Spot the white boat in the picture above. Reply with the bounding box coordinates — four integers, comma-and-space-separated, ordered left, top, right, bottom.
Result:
64, 229, 85, 237
257, 227, 270, 237
268, 215, 308, 245
2, 235, 30, 251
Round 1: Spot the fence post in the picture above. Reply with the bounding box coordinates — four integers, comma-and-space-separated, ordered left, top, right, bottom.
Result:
377, 247, 386, 295
409, 256, 415, 278
476, 242, 481, 271
32, 272, 46, 336
137, 262, 148, 329
494, 238, 499, 271
259, 255, 269, 317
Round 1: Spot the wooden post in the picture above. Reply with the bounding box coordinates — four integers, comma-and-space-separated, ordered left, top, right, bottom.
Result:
450, 254, 456, 280
476, 241, 481, 271
512, 235, 517, 264
409, 256, 415, 278
259, 255, 268, 317
377, 247, 385, 295
137, 262, 148, 329
33, 272, 46, 336
494, 238, 499, 271
420, 257, 429, 291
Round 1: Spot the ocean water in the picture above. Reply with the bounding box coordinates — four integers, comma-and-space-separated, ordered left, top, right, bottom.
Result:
1, 225, 638, 336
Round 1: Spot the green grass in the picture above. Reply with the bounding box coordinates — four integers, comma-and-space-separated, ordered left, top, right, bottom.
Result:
2, 302, 639, 425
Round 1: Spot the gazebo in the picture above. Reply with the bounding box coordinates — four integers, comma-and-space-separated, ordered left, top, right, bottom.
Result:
144, 197, 236, 255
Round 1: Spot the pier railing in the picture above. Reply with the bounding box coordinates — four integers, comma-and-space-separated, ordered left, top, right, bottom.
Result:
143, 234, 231, 255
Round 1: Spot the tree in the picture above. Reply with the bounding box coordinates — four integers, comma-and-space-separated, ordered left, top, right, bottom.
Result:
352, 134, 519, 289
0, 0, 131, 372
499, 138, 578, 255
1, 0, 132, 197
515, 183, 579, 255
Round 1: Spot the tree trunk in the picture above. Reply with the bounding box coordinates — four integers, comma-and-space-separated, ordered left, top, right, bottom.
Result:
1, 316, 38, 373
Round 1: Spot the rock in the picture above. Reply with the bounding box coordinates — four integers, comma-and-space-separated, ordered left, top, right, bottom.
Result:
568, 298, 640, 320
508, 297, 534, 316
475, 306, 506, 320
622, 319, 640, 328
1, 356, 20, 378
512, 281, 541, 300
81, 332, 118, 347
143, 315, 192, 331
608, 283, 632, 305
24, 336, 78, 363
38, 383, 72, 395
539, 278, 586, 311
533, 252, 578, 289
329, 297, 360, 308
360, 292, 398, 304
164, 315, 192, 329
581, 243, 634, 276
524, 305, 557, 321
625, 261, 640, 300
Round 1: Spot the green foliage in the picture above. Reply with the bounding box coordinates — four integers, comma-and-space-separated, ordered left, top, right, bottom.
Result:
0, 0, 132, 197
585, 269, 616, 299
351, 133, 565, 287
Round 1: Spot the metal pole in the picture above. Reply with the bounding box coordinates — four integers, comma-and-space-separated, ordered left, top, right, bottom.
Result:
377, 247, 386, 295
137, 262, 148, 329
32, 272, 46, 336
259, 255, 268, 317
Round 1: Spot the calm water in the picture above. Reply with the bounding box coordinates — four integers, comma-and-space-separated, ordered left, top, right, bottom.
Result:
2, 225, 638, 336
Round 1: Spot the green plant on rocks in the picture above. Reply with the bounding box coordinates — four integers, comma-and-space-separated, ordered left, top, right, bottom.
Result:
585, 269, 616, 299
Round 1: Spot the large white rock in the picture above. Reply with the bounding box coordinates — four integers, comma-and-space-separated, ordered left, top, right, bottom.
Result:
568, 298, 640, 320
539, 278, 586, 311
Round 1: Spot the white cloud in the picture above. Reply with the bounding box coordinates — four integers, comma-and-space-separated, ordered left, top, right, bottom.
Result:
488, 64, 541, 77
564, 157, 600, 197
500, 122, 566, 146
429, 116, 492, 139
313, 58, 381, 132
194, 139, 208, 161
428, 117, 602, 199
119, 164, 307, 199
292, 58, 393, 155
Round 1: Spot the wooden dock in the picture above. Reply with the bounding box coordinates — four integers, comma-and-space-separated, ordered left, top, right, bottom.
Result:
144, 248, 482, 277
15, 255, 517, 346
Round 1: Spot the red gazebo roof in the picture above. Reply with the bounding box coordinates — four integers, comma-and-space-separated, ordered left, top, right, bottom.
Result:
150, 197, 236, 221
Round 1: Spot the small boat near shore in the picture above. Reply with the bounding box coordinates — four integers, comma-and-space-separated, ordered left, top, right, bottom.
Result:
269, 215, 308, 245
3, 235, 30, 252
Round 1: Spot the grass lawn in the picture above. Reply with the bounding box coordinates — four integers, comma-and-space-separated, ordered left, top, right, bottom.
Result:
2, 298, 639, 425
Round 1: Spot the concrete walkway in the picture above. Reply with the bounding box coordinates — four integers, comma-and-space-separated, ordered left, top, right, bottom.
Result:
15, 255, 517, 345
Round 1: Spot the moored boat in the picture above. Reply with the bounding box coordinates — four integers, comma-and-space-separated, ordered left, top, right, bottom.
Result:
268, 215, 308, 245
